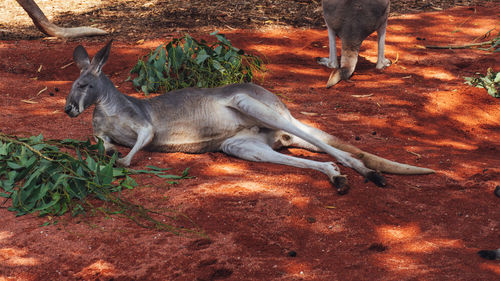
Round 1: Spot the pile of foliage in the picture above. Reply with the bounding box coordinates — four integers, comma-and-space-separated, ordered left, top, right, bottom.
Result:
129, 32, 265, 95
465, 68, 499, 98
0, 133, 196, 234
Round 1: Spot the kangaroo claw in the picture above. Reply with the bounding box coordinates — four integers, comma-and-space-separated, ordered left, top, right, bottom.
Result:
366, 171, 387, 187
333, 176, 350, 195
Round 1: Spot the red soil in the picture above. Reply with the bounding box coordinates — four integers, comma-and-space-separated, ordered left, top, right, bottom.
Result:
1, 5, 499, 281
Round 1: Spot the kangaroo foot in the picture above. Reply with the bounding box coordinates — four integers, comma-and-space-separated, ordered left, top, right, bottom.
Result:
333, 176, 350, 195
366, 171, 387, 187
316, 57, 339, 69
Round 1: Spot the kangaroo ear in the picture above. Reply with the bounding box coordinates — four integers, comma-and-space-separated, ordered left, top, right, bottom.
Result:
90, 39, 113, 75
73, 45, 90, 70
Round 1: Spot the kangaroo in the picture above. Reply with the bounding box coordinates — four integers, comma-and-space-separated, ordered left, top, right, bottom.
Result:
64, 41, 433, 195
317, 0, 391, 87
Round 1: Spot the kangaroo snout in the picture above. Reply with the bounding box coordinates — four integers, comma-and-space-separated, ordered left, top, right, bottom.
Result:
64, 104, 78, 117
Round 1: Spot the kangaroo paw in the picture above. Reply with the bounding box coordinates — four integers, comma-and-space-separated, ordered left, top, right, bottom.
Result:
376, 58, 392, 69
116, 157, 131, 167
333, 176, 350, 195
316, 57, 338, 69
366, 171, 387, 187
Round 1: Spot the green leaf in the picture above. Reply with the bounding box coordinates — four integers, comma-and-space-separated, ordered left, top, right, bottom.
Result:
145, 165, 173, 171
195, 49, 210, 65
0, 192, 10, 198
182, 167, 190, 177
212, 60, 224, 73
100, 162, 114, 186
7, 162, 23, 170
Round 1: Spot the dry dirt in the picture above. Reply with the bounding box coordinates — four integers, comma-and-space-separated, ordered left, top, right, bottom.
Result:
1, 1, 499, 280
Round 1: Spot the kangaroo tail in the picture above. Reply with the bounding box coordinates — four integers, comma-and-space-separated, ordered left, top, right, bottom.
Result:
357, 151, 435, 175
326, 136, 435, 175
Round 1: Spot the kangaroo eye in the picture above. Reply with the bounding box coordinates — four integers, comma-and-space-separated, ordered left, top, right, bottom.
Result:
78, 83, 88, 89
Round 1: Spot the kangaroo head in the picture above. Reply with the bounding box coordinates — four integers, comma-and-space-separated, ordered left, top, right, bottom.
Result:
64, 40, 113, 117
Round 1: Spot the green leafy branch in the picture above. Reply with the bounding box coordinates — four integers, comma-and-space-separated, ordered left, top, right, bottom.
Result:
0, 133, 200, 235
128, 31, 265, 95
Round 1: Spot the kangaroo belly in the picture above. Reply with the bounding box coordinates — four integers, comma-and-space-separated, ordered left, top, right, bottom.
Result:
147, 136, 232, 153
149, 121, 251, 153
148, 94, 256, 153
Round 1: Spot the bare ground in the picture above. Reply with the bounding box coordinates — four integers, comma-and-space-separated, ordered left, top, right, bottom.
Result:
0, 1, 499, 280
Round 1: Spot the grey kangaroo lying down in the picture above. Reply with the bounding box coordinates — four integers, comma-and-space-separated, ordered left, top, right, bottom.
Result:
64, 41, 434, 194
318, 0, 391, 87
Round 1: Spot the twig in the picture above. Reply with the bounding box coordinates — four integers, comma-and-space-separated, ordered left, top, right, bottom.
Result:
426, 40, 494, 50
60, 61, 74, 69
407, 150, 422, 159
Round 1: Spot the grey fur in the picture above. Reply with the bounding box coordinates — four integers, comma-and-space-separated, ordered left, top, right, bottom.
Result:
65, 41, 434, 193
318, 0, 392, 87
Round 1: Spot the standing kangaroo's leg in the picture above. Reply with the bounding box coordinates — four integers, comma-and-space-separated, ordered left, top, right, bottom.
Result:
221, 131, 349, 194
317, 25, 339, 69
376, 19, 391, 69
227, 93, 385, 186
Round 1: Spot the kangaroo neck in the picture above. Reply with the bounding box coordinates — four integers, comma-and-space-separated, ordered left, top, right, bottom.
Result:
95, 75, 143, 116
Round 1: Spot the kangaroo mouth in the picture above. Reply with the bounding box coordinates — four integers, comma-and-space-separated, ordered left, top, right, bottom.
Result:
64, 104, 80, 117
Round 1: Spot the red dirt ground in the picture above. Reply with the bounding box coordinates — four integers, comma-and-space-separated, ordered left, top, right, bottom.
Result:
1, 5, 499, 281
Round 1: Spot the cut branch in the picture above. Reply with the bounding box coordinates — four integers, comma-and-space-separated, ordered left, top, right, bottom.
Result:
425, 40, 494, 50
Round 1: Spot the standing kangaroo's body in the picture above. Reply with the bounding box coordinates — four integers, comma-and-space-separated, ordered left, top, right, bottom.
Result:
64, 41, 433, 195
318, 0, 391, 87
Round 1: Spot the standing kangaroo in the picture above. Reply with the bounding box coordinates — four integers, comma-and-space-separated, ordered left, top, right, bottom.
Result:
64, 41, 433, 194
318, 0, 391, 87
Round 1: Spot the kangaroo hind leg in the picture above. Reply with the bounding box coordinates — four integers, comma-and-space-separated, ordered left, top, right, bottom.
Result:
228, 93, 385, 187
221, 130, 349, 194
275, 121, 386, 187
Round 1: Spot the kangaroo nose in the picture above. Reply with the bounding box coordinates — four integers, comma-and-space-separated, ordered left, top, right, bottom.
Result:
64, 105, 72, 114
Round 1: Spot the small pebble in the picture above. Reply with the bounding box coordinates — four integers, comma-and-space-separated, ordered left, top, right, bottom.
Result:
368, 243, 388, 252
49, 92, 54, 96
355, 136, 361, 141
306, 217, 316, 223
371, 131, 377, 135
494, 186, 500, 198
287, 250, 297, 257
54, 87, 59, 92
